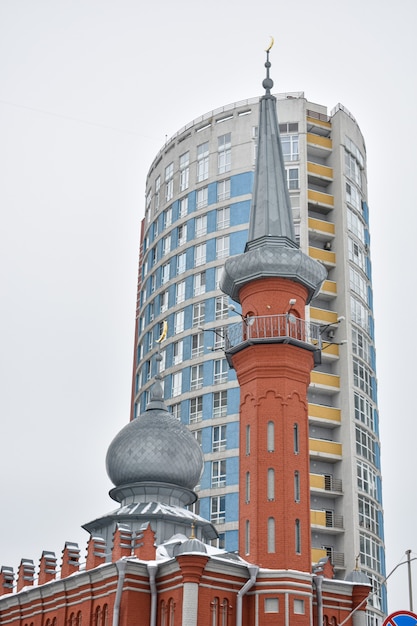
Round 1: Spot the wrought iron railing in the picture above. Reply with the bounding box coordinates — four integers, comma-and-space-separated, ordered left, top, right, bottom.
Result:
225, 314, 323, 352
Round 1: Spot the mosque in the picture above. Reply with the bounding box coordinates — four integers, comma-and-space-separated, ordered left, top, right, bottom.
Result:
0, 52, 371, 626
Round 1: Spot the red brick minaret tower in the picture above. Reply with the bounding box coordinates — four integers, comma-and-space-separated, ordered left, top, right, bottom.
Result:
221, 50, 327, 573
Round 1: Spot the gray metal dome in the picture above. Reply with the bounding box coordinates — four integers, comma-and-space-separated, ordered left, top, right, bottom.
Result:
106, 379, 203, 491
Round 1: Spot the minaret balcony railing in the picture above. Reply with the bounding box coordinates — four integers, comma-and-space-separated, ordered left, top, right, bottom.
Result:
225, 314, 323, 363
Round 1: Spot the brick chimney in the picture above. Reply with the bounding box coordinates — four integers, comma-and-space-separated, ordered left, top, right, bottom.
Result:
38, 551, 57, 585
17, 559, 35, 592
86, 536, 107, 570
112, 524, 133, 561
0, 566, 14, 595
60, 542, 80, 578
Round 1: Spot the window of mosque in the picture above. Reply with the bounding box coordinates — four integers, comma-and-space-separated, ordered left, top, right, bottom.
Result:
264, 598, 279, 613
294, 599, 305, 615
267, 517, 275, 553
267, 469, 275, 501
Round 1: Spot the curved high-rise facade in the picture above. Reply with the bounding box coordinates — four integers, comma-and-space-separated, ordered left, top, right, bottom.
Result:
131, 92, 386, 623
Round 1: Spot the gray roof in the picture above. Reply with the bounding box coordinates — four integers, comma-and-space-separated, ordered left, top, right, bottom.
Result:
247, 76, 295, 247
106, 379, 203, 491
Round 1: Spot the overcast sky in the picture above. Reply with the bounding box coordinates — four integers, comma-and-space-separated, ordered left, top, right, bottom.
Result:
1, 0, 416, 614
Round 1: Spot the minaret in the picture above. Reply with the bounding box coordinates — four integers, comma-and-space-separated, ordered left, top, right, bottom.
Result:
221, 49, 327, 572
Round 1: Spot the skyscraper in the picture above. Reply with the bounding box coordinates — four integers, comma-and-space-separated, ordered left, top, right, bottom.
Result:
132, 80, 385, 621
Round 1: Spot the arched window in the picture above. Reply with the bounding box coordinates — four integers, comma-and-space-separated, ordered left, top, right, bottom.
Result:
267, 517, 275, 553
68, 613, 75, 626
77, 611, 82, 626
293, 423, 299, 454
102, 604, 108, 626
245, 520, 250, 555
245, 425, 250, 455
267, 468, 275, 500
295, 519, 301, 553
221, 599, 229, 626
245, 471, 250, 503
294, 471, 300, 502
168, 598, 175, 626
211, 597, 219, 626
94, 607, 101, 626
160, 600, 167, 626
267, 421, 275, 452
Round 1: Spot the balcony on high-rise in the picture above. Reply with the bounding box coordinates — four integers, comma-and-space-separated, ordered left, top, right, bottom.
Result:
309, 438, 342, 461
308, 189, 335, 214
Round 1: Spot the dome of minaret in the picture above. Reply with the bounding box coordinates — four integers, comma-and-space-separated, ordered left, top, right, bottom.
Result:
105, 376, 203, 491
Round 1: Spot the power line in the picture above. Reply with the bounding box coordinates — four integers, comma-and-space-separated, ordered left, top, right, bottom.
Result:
0, 98, 159, 139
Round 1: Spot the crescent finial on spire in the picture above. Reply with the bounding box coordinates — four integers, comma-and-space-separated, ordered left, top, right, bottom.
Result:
263, 38, 274, 94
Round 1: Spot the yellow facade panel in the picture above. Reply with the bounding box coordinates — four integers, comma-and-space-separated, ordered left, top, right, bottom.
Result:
307, 116, 331, 130
311, 510, 326, 526
306, 133, 333, 150
312, 548, 328, 563
308, 217, 335, 235
308, 404, 341, 422
320, 280, 337, 295
310, 473, 325, 490
310, 371, 340, 389
309, 438, 342, 456
308, 246, 336, 265
307, 161, 333, 179
308, 189, 335, 207
321, 342, 340, 358
310, 307, 338, 324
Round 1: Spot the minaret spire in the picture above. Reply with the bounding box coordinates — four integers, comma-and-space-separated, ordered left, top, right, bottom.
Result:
221, 49, 326, 304
247, 44, 297, 250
